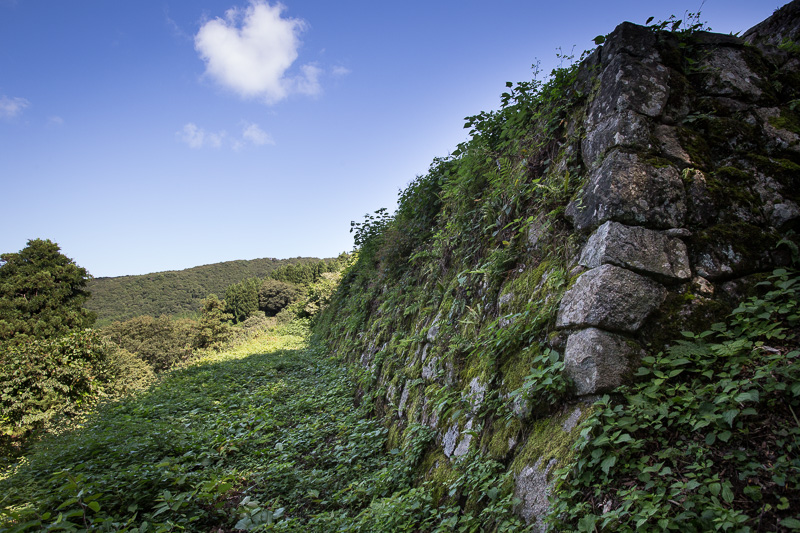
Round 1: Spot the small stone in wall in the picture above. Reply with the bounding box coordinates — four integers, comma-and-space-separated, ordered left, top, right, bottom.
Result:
442, 424, 459, 457
514, 457, 558, 531
557, 264, 667, 333
561, 406, 583, 433
654, 124, 693, 164
579, 220, 691, 282
692, 276, 715, 297
564, 328, 642, 395
427, 320, 440, 343
398, 382, 410, 418
452, 419, 474, 458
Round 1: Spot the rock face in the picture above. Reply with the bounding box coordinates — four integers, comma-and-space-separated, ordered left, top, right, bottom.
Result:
318, 2, 800, 529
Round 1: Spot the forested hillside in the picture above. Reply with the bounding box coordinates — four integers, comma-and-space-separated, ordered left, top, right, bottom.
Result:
87, 256, 334, 324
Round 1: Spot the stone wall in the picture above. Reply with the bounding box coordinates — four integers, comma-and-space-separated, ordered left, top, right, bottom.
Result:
317, 2, 800, 529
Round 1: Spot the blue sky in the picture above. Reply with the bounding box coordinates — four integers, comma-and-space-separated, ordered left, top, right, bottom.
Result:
0, 0, 784, 277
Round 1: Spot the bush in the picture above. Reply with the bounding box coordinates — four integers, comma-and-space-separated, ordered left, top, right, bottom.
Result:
104, 346, 156, 397
102, 315, 196, 371
0, 330, 109, 452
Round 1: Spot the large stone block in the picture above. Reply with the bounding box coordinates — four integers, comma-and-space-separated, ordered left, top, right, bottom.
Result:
582, 110, 653, 167
556, 264, 667, 332
601, 21, 660, 64
564, 327, 642, 395
579, 221, 691, 282
699, 47, 764, 100
566, 150, 686, 231
587, 54, 669, 126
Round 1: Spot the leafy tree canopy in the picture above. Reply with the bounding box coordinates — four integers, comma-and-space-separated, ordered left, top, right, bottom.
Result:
0, 239, 94, 343
258, 278, 303, 316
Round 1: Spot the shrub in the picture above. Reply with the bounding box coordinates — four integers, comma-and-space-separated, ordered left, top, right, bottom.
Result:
104, 346, 156, 397
0, 330, 109, 452
194, 295, 233, 351
102, 315, 196, 371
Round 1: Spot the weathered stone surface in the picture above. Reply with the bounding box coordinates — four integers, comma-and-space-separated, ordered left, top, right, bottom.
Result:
693, 244, 746, 280
443, 419, 473, 458
582, 109, 652, 167
467, 377, 487, 413
754, 172, 800, 228
654, 124, 692, 164
756, 107, 800, 154
699, 47, 764, 100
561, 406, 583, 432
426, 319, 440, 343
442, 424, 459, 457
566, 151, 686, 231
515, 457, 558, 531
588, 54, 669, 126
397, 382, 410, 417
601, 21, 660, 64
556, 264, 667, 332
564, 328, 642, 395
579, 221, 691, 281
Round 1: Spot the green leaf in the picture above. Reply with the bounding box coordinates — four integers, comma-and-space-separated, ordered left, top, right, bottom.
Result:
780, 517, 800, 529
87, 501, 101, 512
593, 35, 606, 45
600, 455, 617, 475
721, 484, 734, 503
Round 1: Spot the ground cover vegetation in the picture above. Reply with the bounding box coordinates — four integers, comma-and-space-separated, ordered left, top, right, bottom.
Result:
0, 324, 523, 532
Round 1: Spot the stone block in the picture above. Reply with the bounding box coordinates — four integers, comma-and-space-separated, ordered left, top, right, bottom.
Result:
556, 264, 667, 332
564, 327, 642, 395
588, 54, 669, 125
582, 110, 653, 167
579, 221, 691, 281
566, 150, 686, 231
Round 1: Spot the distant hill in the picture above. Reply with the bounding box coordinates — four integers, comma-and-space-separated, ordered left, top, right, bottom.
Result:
87, 257, 328, 325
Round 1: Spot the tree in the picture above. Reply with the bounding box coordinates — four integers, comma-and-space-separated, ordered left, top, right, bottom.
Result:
224, 278, 260, 323
0, 239, 95, 343
194, 294, 232, 350
258, 279, 303, 316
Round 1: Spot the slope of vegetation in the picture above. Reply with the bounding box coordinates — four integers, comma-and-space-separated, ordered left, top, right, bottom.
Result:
0, 323, 522, 532
87, 257, 337, 325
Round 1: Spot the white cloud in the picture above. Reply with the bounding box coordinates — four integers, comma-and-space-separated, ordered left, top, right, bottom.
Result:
178, 121, 273, 149
331, 65, 351, 77
177, 123, 225, 149
0, 95, 29, 118
242, 122, 274, 145
194, 0, 321, 104
47, 116, 64, 126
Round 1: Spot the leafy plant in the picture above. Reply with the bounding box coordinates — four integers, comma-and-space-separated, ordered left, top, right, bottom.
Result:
549, 269, 800, 531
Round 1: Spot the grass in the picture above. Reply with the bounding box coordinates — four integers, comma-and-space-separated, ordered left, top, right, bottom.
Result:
0, 323, 414, 531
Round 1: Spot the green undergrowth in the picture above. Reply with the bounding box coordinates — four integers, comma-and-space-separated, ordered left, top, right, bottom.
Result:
550, 268, 800, 532
0, 322, 533, 532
